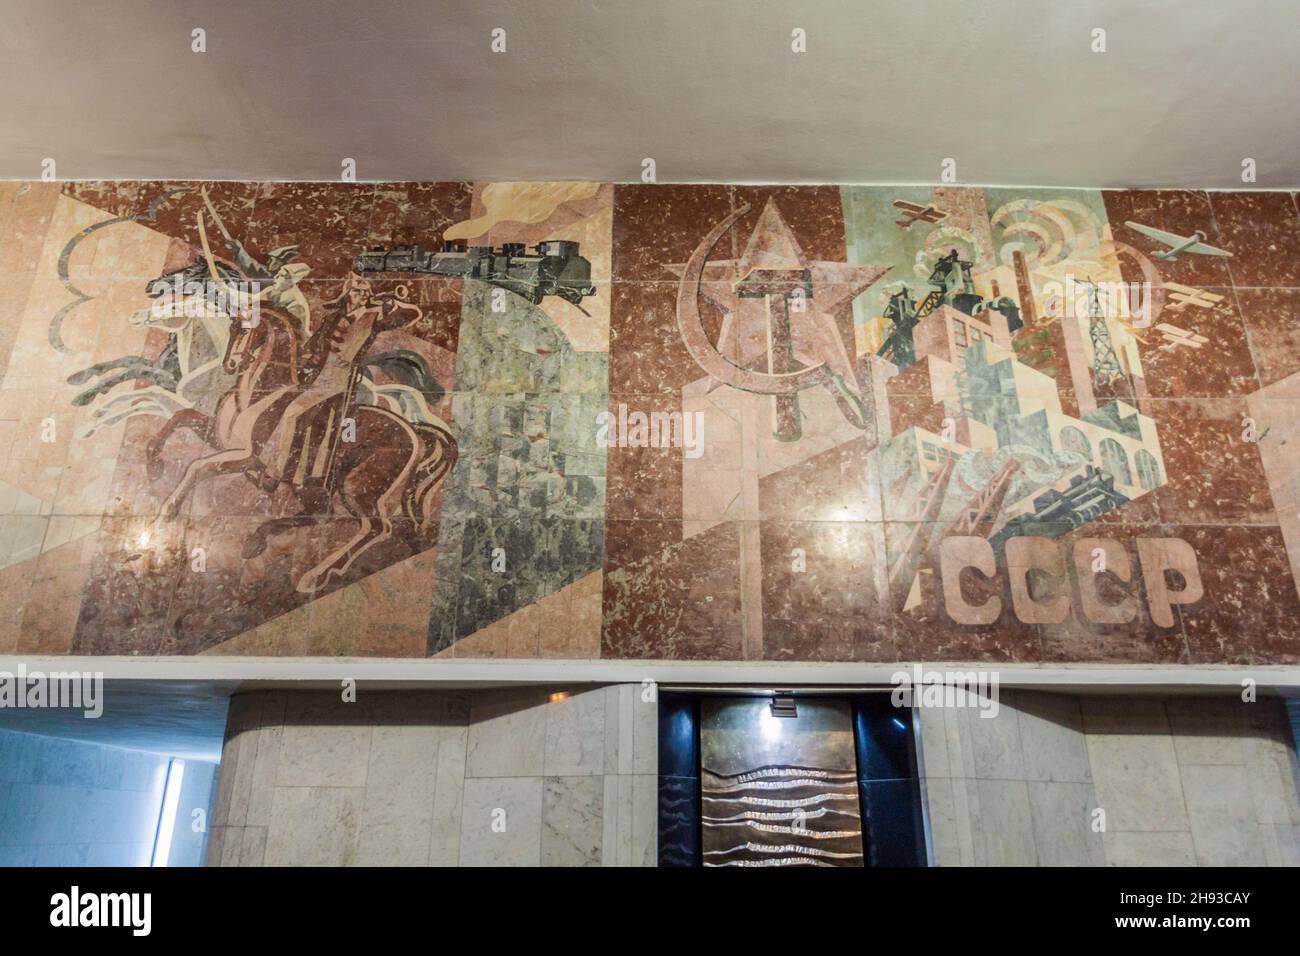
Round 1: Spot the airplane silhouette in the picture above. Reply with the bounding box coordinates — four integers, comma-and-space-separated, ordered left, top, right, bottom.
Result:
893, 200, 947, 228
1154, 323, 1209, 351
1162, 282, 1224, 311
1125, 221, 1232, 260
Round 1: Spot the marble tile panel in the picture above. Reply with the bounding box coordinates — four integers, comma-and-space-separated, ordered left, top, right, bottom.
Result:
1101, 190, 1233, 288
541, 775, 603, 866
1102, 830, 1197, 866
466, 688, 549, 777
543, 686, 605, 776
1085, 732, 1188, 832
1208, 191, 1300, 288
458, 776, 543, 867
1026, 780, 1105, 866
1181, 764, 1268, 865
263, 786, 363, 867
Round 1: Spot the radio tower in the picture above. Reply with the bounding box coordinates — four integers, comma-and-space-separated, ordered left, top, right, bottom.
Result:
1080, 277, 1123, 387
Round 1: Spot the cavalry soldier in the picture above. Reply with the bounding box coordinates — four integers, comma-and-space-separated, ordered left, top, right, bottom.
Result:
271, 272, 424, 486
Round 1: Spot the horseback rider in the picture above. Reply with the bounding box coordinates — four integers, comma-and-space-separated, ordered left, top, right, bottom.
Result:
271, 272, 424, 486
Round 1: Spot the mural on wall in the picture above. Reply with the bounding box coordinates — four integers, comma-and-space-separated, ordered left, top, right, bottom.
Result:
1, 180, 1299, 664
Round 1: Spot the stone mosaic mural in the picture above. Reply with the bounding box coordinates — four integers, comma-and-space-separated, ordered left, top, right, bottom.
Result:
1, 180, 1299, 664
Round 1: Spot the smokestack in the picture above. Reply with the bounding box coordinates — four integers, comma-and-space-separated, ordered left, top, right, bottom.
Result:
1012, 250, 1037, 327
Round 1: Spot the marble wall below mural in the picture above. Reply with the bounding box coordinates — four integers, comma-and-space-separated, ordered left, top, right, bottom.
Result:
919, 691, 1300, 866
207, 686, 657, 867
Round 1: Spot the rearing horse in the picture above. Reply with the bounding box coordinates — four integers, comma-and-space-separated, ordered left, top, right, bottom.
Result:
153, 285, 457, 593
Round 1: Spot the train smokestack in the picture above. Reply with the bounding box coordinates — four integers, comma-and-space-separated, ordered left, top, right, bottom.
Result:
1012, 249, 1038, 327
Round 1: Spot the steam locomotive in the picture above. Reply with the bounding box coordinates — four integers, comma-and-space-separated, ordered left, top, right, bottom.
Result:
354, 239, 597, 307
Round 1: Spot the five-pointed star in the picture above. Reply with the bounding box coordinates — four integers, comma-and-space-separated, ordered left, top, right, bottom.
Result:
666, 197, 890, 391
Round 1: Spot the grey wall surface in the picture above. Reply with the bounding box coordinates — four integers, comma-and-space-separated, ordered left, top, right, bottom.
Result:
207, 685, 657, 867
1, 0, 1296, 188
0, 728, 215, 866
919, 691, 1300, 866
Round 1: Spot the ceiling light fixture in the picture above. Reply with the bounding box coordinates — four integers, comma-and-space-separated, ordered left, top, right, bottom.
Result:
770, 691, 797, 718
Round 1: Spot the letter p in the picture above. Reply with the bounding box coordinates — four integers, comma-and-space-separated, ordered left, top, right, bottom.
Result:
1137, 538, 1203, 627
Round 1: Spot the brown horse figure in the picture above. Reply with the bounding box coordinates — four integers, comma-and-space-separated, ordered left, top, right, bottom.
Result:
150, 279, 457, 593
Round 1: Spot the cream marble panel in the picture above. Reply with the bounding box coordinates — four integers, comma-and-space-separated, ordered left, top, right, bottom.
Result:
942, 691, 977, 778
947, 774, 978, 865
1079, 696, 1170, 734
220, 826, 243, 867
428, 724, 468, 867
205, 826, 226, 867
1102, 831, 1197, 867
276, 696, 372, 789
916, 706, 951, 779
1086, 733, 1189, 832
967, 689, 1026, 780
541, 775, 603, 866
210, 738, 239, 831
264, 786, 363, 867
1015, 691, 1091, 783
1166, 697, 1250, 767
1265, 824, 1300, 866
466, 689, 548, 778
602, 685, 623, 773
459, 776, 543, 867
224, 705, 262, 828
1181, 765, 1268, 866
245, 693, 286, 827
238, 826, 267, 867
617, 685, 635, 774
921, 777, 960, 866
631, 774, 657, 867
357, 722, 440, 866
631, 685, 658, 775
602, 774, 633, 866
1026, 780, 1104, 866
972, 779, 1037, 865
544, 687, 605, 776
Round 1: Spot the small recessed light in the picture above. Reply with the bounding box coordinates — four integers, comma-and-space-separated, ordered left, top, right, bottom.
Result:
770, 691, 797, 718
549, 692, 569, 703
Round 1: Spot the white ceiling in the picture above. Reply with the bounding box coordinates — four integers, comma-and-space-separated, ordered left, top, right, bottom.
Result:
0, 0, 1297, 187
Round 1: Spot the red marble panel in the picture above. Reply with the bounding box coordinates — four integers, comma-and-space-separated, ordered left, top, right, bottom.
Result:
1173, 524, 1300, 664
601, 518, 744, 659
730, 185, 849, 265
1101, 190, 1233, 288
1209, 191, 1300, 288
367, 181, 474, 248
244, 182, 376, 278
1145, 398, 1278, 524
1238, 287, 1300, 390
759, 519, 895, 661
605, 392, 685, 520
1132, 286, 1259, 398
612, 184, 733, 282
608, 282, 726, 394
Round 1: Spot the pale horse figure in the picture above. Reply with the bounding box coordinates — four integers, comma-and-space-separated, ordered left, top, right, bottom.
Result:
73, 264, 446, 439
